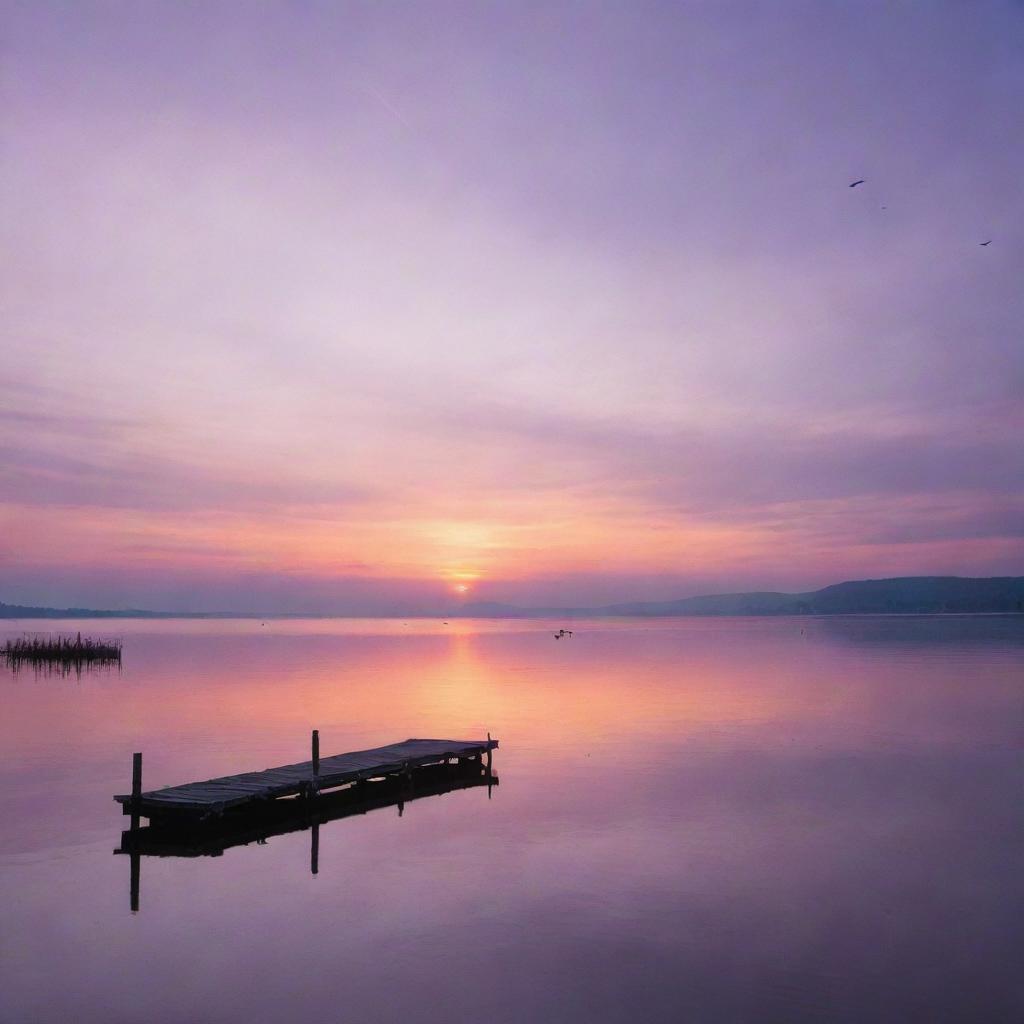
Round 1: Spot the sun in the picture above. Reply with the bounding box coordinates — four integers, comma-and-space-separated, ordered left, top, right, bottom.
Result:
446, 571, 479, 596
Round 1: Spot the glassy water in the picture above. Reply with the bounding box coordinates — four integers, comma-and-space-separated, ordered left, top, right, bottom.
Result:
1, 616, 1022, 1023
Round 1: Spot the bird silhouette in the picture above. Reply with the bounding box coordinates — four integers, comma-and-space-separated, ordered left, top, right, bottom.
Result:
849, 179, 865, 188
980, 240, 992, 246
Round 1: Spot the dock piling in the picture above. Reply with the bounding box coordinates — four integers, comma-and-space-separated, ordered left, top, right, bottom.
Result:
310, 729, 320, 797
127, 753, 144, 910
129, 849, 140, 913
130, 752, 143, 830
486, 732, 494, 798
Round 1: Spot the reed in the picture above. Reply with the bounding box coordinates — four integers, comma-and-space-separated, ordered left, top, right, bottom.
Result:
2, 632, 122, 670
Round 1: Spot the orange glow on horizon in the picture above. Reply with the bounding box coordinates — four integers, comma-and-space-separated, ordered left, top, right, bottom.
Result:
5, 495, 1016, 606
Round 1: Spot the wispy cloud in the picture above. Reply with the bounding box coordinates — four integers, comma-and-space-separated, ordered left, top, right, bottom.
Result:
1, 1, 1022, 609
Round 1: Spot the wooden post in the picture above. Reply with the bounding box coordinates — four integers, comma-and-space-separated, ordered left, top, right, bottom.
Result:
129, 851, 140, 912
311, 729, 320, 788
127, 750, 143, 911
486, 732, 493, 798
130, 752, 142, 831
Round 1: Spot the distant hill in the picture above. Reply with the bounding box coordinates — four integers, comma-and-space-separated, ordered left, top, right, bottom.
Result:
0, 601, 176, 619
3, 576, 1023, 619
460, 577, 1024, 618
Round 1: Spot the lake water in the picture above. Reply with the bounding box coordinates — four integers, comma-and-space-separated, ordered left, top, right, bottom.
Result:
1, 616, 1022, 1023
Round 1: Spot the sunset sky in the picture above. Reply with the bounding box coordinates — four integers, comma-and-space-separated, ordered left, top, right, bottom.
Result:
2, 2, 1022, 613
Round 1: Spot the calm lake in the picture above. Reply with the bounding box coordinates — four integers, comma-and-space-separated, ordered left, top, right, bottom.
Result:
1, 616, 1022, 1023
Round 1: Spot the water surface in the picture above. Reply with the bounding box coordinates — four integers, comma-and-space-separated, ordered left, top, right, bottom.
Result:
1, 616, 1021, 1023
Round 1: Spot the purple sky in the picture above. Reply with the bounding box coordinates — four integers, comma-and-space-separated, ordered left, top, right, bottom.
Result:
2, 2, 1022, 613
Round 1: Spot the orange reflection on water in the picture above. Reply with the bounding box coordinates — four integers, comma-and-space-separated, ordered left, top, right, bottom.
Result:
1, 618, 857, 779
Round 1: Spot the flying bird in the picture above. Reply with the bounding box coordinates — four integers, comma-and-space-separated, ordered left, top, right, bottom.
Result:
849, 179, 865, 188
980, 240, 992, 246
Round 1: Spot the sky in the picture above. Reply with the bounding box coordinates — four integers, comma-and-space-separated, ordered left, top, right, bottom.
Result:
1, 1, 1023, 614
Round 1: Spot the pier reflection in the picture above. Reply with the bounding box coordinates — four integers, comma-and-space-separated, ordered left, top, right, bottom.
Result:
115, 757, 498, 912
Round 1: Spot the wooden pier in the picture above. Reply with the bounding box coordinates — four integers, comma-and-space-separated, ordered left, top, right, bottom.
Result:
113, 734, 499, 912
115, 734, 498, 822
118, 757, 497, 859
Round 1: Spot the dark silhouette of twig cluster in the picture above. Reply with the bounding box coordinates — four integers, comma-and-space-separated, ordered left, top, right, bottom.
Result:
2, 632, 122, 673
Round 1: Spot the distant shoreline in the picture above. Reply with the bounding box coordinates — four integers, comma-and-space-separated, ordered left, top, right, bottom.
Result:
1, 612, 1022, 623
3, 575, 1023, 620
